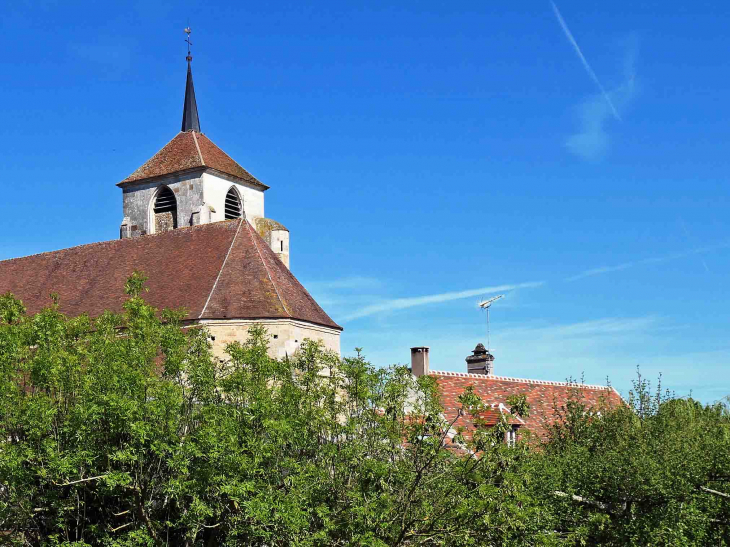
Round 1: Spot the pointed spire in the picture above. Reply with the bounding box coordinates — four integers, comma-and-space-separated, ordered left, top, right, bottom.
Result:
181, 28, 201, 132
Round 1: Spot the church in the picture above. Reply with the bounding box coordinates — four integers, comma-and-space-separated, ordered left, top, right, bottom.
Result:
0, 45, 342, 360
0, 40, 624, 444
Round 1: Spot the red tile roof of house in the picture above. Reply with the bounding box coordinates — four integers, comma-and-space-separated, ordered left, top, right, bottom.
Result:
118, 131, 267, 188
0, 219, 341, 330
432, 370, 623, 442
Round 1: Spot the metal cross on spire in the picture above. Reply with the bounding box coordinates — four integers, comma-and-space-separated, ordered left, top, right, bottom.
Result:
185, 27, 193, 62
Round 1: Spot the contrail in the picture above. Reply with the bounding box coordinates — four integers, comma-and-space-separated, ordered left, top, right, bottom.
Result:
565, 241, 730, 281
341, 281, 545, 322
551, 1, 622, 122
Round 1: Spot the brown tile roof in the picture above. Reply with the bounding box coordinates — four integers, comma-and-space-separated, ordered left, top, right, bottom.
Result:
119, 131, 266, 188
431, 371, 623, 442
0, 219, 341, 330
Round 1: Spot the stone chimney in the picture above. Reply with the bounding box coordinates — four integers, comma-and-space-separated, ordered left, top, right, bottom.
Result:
466, 343, 494, 375
410, 347, 430, 377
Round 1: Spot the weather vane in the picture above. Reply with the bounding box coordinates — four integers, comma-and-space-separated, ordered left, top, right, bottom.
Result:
184, 27, 193, 62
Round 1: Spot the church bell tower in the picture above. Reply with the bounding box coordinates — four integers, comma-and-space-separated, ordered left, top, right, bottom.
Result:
117, 29, 291, 269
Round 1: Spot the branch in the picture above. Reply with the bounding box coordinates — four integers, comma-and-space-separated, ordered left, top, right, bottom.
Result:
133, 487, 161, 545
701, 486, 730, 500
553, 491, 626, 514
111, 522, 133, 532
53, 474, 108, 487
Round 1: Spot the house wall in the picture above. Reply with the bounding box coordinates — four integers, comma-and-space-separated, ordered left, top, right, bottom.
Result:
199, 318, 341, 360
202, 172, 265, 226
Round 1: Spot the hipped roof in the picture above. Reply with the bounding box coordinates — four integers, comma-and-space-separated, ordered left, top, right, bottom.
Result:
118, 131, 267, 188
0, 219, 341, 330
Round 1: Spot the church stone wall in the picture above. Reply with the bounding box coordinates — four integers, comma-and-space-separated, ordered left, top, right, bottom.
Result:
122, 171, 205, 236
202, 172, 265, 226
199, 318, 341, 361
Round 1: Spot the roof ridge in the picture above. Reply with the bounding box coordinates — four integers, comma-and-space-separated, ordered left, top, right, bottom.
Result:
0, 220, 240, 266
244, 221, 292, 318
198, 219, 244, 319
429, 370, 613, 391
191, 131, 205, 166
198, 133, 234, 160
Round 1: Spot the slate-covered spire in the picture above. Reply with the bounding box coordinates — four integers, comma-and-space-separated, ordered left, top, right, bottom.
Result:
181, 28, 200, 132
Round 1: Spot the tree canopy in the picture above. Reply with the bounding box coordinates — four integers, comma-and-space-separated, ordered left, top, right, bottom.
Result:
0, 275, 728, 546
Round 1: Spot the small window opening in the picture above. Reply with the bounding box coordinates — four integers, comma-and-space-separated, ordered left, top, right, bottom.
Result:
153, 186, 177, 232
224, 187, 242, 219
280, 240, 283, 252
273, 334, 279, 340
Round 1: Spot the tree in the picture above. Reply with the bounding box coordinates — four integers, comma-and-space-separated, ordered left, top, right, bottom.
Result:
532, 372, 730, 546
0, 275, 540, 546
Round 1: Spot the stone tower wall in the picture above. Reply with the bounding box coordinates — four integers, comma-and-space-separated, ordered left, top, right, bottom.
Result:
121, 171, 205, 237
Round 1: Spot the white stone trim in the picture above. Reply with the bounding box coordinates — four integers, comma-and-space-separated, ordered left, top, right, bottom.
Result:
197, 317, 341, 336
191, 131, 205, 166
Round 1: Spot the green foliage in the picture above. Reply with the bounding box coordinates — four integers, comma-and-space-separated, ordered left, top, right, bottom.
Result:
0, 278, 541, 546
532, 372, 730, 546
123, 271, 148, 298
2, 279, 729, 546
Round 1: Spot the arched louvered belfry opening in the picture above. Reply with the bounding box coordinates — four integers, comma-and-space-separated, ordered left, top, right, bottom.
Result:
224, 187, 243, 220
153, 186, 177, 233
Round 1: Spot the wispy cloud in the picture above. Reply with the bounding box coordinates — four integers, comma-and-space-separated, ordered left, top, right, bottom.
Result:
551, 2, 621, 121
304, 276, 384, 309
501, 316, 660, 340
679, 218, 711, 273
342, 281, 545, 322
565, 33, 638, 161
566, 241, 730, 281
307, 276, 383, 291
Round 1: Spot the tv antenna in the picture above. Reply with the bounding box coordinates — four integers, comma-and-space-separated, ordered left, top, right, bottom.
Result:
477, 295, 504, 353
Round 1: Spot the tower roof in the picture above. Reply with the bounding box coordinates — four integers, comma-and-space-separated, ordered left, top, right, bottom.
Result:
181, 60, 201, 132
0, 219, 341, 330
120, 33, 265, 188
118, 131, 267, 188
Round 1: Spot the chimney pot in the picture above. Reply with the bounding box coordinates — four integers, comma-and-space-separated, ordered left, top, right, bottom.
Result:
411, 347, 430, 377
466, 343, 494, 375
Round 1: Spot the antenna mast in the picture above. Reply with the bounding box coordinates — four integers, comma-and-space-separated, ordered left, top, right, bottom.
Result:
478, 295, 504, 353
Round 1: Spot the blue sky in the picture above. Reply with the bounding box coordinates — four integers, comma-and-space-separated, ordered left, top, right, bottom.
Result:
1, 0, 729, 402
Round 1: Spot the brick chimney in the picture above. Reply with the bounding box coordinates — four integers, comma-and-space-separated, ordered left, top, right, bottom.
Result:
466, 343, 494, 375
411, 347, 430, 377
